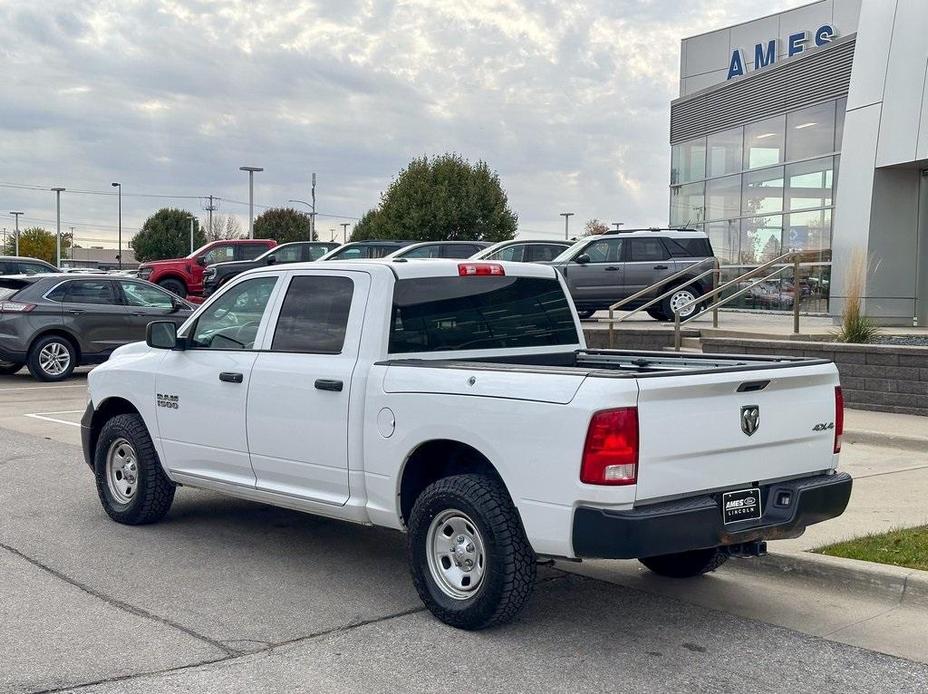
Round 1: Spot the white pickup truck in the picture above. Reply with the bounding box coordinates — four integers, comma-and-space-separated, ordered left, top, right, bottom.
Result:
81, 259, 852, 629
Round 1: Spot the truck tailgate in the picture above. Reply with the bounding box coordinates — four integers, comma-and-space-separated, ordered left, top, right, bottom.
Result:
634, 363, 839, 502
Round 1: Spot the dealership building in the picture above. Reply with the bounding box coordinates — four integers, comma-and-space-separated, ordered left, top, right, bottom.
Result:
670, 0, 928, 325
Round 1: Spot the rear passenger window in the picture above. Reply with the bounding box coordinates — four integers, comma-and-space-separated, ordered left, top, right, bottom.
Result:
663, 238, 713, 258
271, 276, 353, 353
526, 245, 564, 262
627, 239, 669, 262
442, 245, 479, 259
61, 280, 117, 304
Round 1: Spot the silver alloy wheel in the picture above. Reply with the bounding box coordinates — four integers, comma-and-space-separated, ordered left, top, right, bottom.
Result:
426, 509, 487, 600
38, 341, 71, 376
106, 438, 139, 504
669, 289, 698, 318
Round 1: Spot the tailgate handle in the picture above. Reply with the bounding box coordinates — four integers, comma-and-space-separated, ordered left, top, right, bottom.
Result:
737, 380, 770, 393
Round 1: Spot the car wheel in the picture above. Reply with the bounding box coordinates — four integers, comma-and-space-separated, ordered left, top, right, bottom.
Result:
576, 309, 596, 320
0, 360, 23, 375
407, 473, 536, 630
646, 308, 670, 322
94, 413, 175, 525
639, 547, 728, 578
158, 278, 187, 297
662, 287, 701, 321
27, 335, 76, 382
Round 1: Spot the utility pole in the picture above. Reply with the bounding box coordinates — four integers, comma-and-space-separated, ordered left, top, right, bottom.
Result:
51, 187, 65, 267
239, 166, 263, 238
189, 215, 196, 254
68, 226, 74, 262
111, 182, 122, 268
9, 212, 23, 256
310, 173, 317, 240
205, 194, 217, 236
612, 222, 624, 231
340, 223, 349, 243
560, 212, 574, 240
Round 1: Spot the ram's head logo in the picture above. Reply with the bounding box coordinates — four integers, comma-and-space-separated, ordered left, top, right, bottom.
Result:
740, 406, 760, 436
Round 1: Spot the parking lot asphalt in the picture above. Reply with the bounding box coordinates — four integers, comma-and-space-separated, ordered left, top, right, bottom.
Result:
3, 375, 928, 693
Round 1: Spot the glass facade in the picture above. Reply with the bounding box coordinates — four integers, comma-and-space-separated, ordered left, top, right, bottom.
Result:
669, 97, 846, 312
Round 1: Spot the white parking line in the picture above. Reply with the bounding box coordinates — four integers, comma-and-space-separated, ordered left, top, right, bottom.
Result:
24, 411, 84, 428
1, 384, 86, 392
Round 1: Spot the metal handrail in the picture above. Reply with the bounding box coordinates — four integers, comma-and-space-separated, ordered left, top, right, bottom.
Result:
607, 256, 718, 314
673, 254, 807, 350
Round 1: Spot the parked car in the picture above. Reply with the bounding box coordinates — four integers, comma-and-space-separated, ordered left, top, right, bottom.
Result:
0, 274, 192, 381
202, 241, 339, 297
318, 240, 414, 260
385, 240, 492, 259
472, 239, 572, 263
136, 239, 277, 300
82, 258, 850, 629
0, 256, 61, 275
548, 228, 716, 320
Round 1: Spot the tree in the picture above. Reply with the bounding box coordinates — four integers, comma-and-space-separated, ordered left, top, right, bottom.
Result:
203, 213, 243, 241
584, 218, 610, 236
350, 154, 518, 242
131, 208, 204, 262
253, 207, 315, 243
2, 227, 70, 264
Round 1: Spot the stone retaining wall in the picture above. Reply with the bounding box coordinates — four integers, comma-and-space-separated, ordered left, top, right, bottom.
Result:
701, 338, 928, 416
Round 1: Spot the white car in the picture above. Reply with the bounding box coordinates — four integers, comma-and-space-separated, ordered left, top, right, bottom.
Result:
81, 259, 852, 629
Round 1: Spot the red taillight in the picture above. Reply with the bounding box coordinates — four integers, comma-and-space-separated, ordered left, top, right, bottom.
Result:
834, 386, 844, 453
0, 301, 35, 313
458, 262, 505, 277
580, 408, 639, 485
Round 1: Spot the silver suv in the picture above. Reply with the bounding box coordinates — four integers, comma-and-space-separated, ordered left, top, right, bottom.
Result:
547, 229, 715, 320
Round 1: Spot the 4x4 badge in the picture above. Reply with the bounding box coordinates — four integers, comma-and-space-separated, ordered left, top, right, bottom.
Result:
741, 405, 760, 436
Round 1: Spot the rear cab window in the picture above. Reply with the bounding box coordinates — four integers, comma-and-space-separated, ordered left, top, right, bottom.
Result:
389, 275, 579, 354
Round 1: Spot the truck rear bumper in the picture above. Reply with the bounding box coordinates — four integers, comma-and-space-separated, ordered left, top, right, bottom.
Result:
572, 471, 852, 560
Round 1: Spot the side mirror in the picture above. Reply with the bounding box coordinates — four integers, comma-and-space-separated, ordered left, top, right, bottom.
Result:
266, 255, 278, 265
146, 321, 180, 350
196, 257, 207, 266
574, 253, 591, 265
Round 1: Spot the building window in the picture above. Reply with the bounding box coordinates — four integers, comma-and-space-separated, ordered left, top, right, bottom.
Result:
786, 209, 832, 256
707, 220, 740, 265
743, 115, 785, 170
671, 137, 706, 184
786, 101, 836, 161
705, 174, 741, 221
670, 182, 705, 226
740, 215, 783, 264
742, 166, 784, 216
785, 157, 833, 211
707, 126, 743, 178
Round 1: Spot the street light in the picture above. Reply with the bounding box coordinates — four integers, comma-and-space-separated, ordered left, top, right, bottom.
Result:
9, 211, 23, 256
187, 214, 196, 255
111, 183, 122, 268
340, 223, 350, 243
560, 212, 574, 240
288, 199, 316, 239
239, 166, 263, 238
51, 188, 65, 267
612, 222, 624, 231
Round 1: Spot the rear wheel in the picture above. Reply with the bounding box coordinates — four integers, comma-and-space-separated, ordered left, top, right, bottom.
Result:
576, 309, 596, 320
0, 360, 23, 375
158, 278, 186, 297
407, 474, 536, 629
661, 287, 701, 321
639, 547, 728, 578
27, 335, 76, 382
646, 308, 669, 322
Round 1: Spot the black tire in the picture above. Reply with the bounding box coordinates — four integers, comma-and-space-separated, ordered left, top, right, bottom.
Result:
576, 309, 596, 320
407, 473, 536, 630
0, 360, 23, 375
660, 286, 702, 322
94, 413, 175, 525
646, 308, 670, 322
27, 334, 77, 382
639, 547, 728, 578
158, 278, 187, 297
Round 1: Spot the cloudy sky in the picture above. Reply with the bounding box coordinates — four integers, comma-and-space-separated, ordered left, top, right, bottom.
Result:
0, 0, 809, 248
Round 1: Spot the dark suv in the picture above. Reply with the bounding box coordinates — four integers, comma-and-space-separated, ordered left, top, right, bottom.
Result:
0, 274, 191, 381
319, 240, 414, 260
0, 256, 60, 275
202, 241, 339, 297
548, 229, 716, 320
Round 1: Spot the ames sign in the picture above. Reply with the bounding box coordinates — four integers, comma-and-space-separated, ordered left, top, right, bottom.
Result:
727, 24, 837, 80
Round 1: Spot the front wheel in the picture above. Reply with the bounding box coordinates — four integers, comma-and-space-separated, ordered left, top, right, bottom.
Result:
639, 547, 728, 578
158, 278, 187, 298
94, 413, 175, 525
0, 360, 23, 375
407, 474, 537, 630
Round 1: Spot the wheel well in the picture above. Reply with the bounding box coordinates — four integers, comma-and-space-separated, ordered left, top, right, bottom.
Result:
158, 275, 188, 291
30, 330, 81, 362
89, 397, 140, 462
399, 440, 503, 524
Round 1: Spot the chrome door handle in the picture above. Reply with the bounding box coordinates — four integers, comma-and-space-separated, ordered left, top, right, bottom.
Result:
219, 372, 244, 384
604, 266, 620, 271
68, 310, 85, 315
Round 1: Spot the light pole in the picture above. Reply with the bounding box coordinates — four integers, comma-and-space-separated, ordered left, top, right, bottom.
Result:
612, 222, 624, 231
287, 199, 316, 239
9, 211, 23, 256
188, 214, 196, 254
111, 182, 122, 268
340, 223, 350, 243
239, 166, 263, 238
560, 212, 574, 240
51, 188, 65, 267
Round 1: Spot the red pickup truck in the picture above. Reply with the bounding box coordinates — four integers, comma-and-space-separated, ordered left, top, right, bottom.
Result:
136, 239, 276, 300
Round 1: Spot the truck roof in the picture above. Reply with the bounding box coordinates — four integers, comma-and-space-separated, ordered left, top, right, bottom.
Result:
243, 258, 560, 281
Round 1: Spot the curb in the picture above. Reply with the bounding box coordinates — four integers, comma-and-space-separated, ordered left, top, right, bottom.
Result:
844, 428, 928, 452
737, 550, 928, 609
